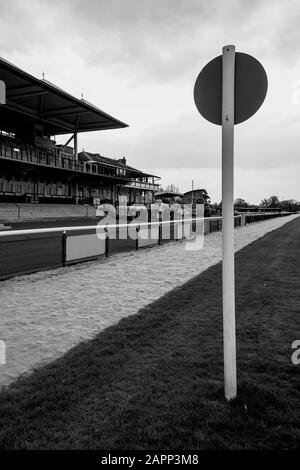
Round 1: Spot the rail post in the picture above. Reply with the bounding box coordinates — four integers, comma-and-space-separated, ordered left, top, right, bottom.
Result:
170, 210, 174, 241
105, 224, 109, 257
192, 203, 196, 234
158, 210, 163, 245
136, 224, 140, 250
175, 209, 181, 241
62, 230, 67, 267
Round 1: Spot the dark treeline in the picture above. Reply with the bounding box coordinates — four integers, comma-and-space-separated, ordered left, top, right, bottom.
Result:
211, 196, 300, 212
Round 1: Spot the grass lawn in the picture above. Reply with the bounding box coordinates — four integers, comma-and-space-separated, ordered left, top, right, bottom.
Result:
0, 217, 299, 450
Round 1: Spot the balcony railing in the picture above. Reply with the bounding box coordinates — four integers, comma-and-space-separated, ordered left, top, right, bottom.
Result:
0, 138, 129, 181
123, 180, 160, 191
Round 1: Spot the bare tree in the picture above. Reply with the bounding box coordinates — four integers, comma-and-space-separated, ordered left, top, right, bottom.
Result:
160, 184, 181, 193
234, 198, 248, 207
268, 196, 279, 207
261, 198, 269, 207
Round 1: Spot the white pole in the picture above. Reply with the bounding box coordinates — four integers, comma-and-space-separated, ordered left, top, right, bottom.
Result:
192, 179, 194, 205
0, 80, 6, 104
222, 45, 237, 401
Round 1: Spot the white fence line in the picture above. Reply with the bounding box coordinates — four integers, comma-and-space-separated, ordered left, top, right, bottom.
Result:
0, 213, 285, 238
0, 216, 220, 237
0, 212, 292, 280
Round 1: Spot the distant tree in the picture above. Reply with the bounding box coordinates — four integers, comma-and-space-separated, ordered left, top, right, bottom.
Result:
278, 199, 300, 212
211, 201, 222, 211
260, 196, 279, 208
261, 198, 269, 207
160, 184, 180, 193
234, 198, 248, 208
268, 195, 279, 207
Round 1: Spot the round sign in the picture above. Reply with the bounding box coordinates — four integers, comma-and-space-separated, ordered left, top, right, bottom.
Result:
194, 52, 268, 125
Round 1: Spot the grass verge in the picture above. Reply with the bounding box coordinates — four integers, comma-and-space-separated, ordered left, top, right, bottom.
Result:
0, 217, 299, 449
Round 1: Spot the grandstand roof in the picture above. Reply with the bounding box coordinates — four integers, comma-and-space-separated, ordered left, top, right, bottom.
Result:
154, 191, 183, 198
183, 188, 209, 195
0, 57, 128, 135
79, 151, 142, 174
79, 151, 160, 179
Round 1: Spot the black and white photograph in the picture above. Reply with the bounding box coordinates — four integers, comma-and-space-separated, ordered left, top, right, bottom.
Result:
0, 0, 299, 456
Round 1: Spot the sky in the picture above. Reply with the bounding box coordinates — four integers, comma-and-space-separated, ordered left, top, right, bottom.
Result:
0, 0, 300, 204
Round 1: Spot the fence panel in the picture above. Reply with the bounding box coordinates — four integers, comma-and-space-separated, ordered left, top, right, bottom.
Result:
104, 226, 136, 253
66, 233, 106, 263
138, 225, 159, 248
0, 233, 62, 279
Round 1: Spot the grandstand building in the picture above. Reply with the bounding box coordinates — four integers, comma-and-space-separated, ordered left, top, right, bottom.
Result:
183, 189, 210, 205
0, 58, 160, 208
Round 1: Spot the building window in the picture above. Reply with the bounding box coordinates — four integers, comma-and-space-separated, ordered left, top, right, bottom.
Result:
38, 181, 45, 195
116, 168, 126, 176
16, 182, 23, 195
57, 184, 65, 196
45, 183, 52, 196
6, 179, 13, 192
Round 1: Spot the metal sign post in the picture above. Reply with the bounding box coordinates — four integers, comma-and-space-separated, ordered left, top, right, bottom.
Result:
222, 45, 237, 400
0, 80, 6, 104
193, 44, 267, 402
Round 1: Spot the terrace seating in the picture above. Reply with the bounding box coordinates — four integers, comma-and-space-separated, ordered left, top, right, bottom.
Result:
0, 203, 97, 222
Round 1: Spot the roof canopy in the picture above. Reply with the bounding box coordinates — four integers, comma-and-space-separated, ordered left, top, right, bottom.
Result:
183, 189, 209, 196
80, 151, 142, 173
79, 151, 160, 180
0, 57, 128, 135
154, 191, 183, 198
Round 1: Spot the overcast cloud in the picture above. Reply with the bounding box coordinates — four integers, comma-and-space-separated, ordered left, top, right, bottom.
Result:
0, 0, 299, 203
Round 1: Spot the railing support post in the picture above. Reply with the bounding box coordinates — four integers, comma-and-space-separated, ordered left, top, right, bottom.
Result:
62, 231, 67, 267
170, 211, 174, 241
105, 226, 109, 257
136, 224, 140, 250
158, 211, 163, 245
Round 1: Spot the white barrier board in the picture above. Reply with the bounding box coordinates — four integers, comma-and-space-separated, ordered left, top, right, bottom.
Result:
182, 221, 192, 239
138, 227, 159, 248
66, 234, 106, 261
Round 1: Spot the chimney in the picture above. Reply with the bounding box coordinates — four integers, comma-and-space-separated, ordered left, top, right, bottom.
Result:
118, 156, 126, 165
